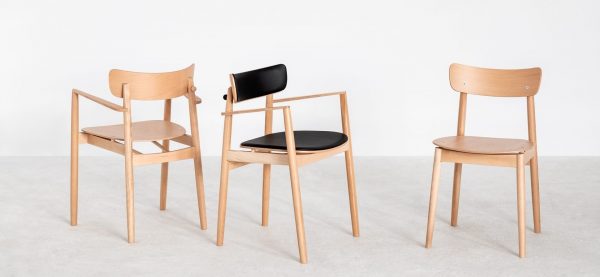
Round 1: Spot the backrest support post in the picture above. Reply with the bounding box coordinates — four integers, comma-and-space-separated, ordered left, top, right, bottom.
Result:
457, 92, 467, 136
527, 96, 537, 145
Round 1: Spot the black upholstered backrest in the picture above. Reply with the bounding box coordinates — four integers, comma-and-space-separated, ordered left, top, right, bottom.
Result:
229, 64, 287, 102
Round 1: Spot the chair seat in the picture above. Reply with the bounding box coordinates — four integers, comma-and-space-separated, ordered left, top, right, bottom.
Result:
241, 130, 348, 151
82, 120, 186, 142
433, 136, 534, 154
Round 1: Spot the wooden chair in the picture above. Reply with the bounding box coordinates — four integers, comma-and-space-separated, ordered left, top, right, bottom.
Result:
215, 64, 359, 264
425, 63, 542, 257
70, 65, 207, 243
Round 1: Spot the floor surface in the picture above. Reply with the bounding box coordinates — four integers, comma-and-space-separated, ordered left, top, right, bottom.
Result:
1, 157, 599, 276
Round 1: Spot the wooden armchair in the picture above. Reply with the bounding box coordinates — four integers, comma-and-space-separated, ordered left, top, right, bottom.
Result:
425, 63, 542, 257
70, 65, 207, 243
215, 64, 359, 264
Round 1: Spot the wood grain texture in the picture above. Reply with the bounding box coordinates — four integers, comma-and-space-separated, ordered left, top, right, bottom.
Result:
433, 136, 534, 154
449, 63, 541, 97
109, 65, 194, 100
82, 120, 186, 142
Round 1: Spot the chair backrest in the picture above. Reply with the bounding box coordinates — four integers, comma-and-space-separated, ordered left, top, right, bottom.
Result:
449, 63, 541, 97
229, 64, 287, 102
109, 64, 195, 100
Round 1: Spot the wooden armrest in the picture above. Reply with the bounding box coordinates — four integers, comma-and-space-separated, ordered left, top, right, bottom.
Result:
186, 94, 202, 104
186, 86, 202, 104
272, 91, 346, 103
72, 89, 127, 112
221, 106, 288, 116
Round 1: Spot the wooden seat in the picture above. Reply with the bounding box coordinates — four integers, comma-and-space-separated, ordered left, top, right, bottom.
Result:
433, 136, 534, 155
82, 120, 186, 142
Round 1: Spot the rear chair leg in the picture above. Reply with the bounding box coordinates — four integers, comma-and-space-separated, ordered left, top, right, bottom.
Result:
450, 163, 462, 226
344, 149, 360, 237
70, 92, 79, 226
262, 165, 271, 226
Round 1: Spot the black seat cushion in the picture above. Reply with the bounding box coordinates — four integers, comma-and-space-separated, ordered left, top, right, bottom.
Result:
241, 130, 348, 151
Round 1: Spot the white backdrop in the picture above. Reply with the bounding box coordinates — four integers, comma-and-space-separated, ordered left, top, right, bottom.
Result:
1, 0, 599, 156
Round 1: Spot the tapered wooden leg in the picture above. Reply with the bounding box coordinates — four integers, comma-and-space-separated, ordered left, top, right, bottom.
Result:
123, 90, 135, 243
216, 161, 230, 246
193, 152, 207, 230
344, 148, 360, 237
517, 154, 526, 258
283, 107, 308, 264
450, 163, 462, 226
289, 162, 307, 264
124, 149, 135, 243
530, 154, 541, 233
70, 92, 79, 226
159, 159, 169, 211
425, 148, 442, 248
261, 164, 271, 226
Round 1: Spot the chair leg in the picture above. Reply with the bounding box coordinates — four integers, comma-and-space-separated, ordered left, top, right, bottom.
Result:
425, 148, 442, 248
450, 163, 463, 226
530, 154, 541, 233
159, 162, 168, 210
70, 92, 79, 226
262, 164, 271, 227
344, 149, 360, 237
517, 154, 526, 258
216, 160, 230, 246
289, 161, 308, 264
125, 151, 135, 243
193, 152, 207, 230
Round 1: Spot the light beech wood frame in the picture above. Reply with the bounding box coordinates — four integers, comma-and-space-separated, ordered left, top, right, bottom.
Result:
70, 65, 207, 243
216, 80, 359, 264
425, 63, 542, 258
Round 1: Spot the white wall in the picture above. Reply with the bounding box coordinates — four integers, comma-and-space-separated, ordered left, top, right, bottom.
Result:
1, 0, 599, 156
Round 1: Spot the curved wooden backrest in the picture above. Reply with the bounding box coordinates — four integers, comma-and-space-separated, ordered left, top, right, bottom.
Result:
109, 64, 195, 100
449, 63, 541, 97
230, 64, 287, 102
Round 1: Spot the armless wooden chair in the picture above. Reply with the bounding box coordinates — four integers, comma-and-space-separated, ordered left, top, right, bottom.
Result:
425, 63, 542, 258
216, 64, 359, 264
70, 65, 207, 243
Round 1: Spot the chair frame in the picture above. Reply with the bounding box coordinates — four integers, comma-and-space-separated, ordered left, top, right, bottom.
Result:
216, 78, 359, 264
70, 72, 207, 243
425, 64, 542, 258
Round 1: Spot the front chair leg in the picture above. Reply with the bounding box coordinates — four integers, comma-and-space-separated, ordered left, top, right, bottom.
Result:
450, 163, 463, 226
70, 92, 79, 226
344, 148, 360, 237
530, 154, 541, 233
124, 150, 135, 243
425, 148, 442, 248
216, 161, 230, 246
193, 153, 207, 230
516, 154, 526, 258
289, 161, 308, 264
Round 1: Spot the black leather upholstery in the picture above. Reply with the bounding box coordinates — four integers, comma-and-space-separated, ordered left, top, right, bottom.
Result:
231, 64, 287, 102
241, 130, 348, 151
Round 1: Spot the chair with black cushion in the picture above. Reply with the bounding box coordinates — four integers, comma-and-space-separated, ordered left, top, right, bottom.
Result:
425, 63, 542, 258
216, 64, 359, 264
70, 65, 207, 243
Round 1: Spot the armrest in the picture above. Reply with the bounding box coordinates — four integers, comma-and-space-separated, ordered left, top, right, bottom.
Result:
221, 106, 288, 116
185, 94, 202, 104
72, 89, 127, 112
272, 91, 346, 103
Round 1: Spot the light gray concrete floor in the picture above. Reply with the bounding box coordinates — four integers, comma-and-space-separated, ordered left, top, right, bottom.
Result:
1, 156, 599, 276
